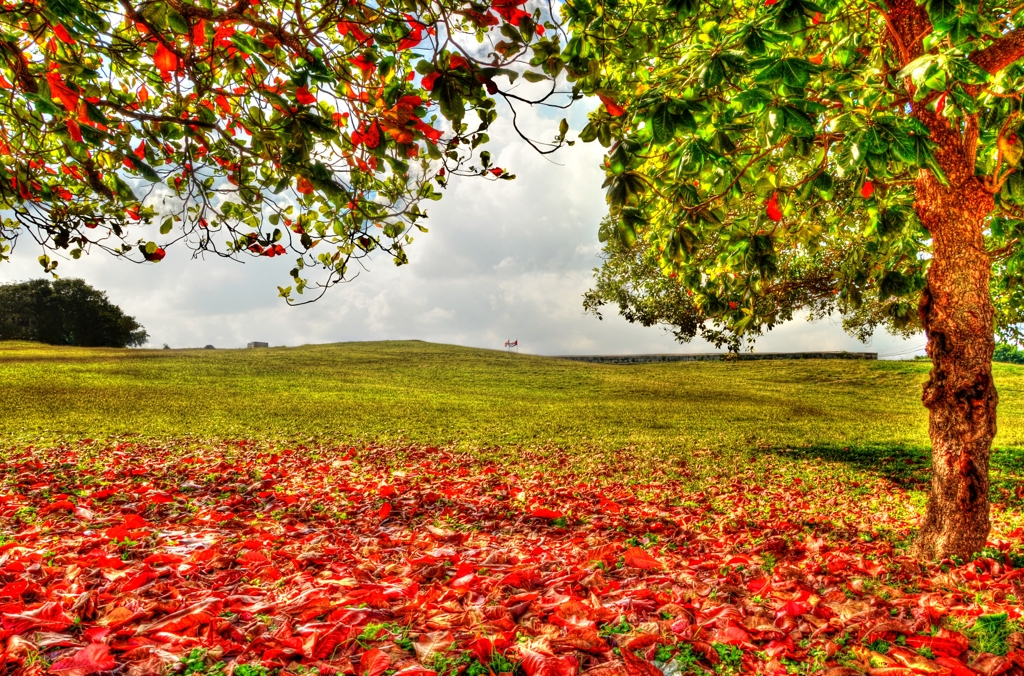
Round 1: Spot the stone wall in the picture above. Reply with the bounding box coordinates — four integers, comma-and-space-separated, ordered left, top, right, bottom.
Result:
552, 351, 877, 365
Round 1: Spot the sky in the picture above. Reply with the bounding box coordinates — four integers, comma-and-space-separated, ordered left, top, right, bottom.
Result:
0, 97, 927, 358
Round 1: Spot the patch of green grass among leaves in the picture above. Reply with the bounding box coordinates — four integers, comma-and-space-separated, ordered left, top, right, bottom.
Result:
1, 339, 1023, 491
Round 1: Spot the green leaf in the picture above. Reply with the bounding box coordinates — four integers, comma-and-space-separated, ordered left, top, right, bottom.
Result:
743, 29, 766, 56
888, 130, 918, 165
42, 0, 85, 19
603, 172, 646, 206
812, 172, 834, 200
701, 57, 727, 90
134, 160, 160, 183
650, 104, 675, 145
111, 175, 136, 201
879, 270, 912, 298
433, 76, 464, 122
950, 84, 979, 113
165, 5, 189, 34
665, 0, 699, 18
615, 218, 637, 247
925, 0, 961, 22
781, 106, 815, 138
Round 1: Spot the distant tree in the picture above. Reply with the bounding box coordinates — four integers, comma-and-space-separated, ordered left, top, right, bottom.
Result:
0, 278, 148, 347
994, 342, 1024, 364
583, 189, 922, 352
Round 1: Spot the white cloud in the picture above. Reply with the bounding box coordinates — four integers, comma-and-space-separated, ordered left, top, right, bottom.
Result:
0, 99, 924, 359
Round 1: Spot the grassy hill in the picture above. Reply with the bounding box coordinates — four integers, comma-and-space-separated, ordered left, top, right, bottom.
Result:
3, 339, 1024, 462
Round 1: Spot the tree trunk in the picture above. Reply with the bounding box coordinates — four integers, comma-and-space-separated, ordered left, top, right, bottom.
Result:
913, 175, 998, 561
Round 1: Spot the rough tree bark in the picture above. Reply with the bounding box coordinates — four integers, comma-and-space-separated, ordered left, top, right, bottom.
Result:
882, 0, 1016, 560
913, 171, 998, 560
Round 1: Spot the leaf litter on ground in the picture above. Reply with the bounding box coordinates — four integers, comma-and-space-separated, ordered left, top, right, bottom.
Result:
0, 440, 1023, 676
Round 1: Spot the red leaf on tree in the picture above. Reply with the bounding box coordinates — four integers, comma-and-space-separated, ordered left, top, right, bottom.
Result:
861, 180, 874, 198
297, 177, 314, 194
215, 95, 232, 114
422, 72, 441, 92
46, 72, 79, 111
49, 643, 116, 675
153, 42, 179, 75
214, 23, 236, 46
192, 19, 207, 45
295, 87, 317, 105
338, 21, 372, 45
360, 648, 392, 676
414, 120, 442, 144
398, 20, 424, 50
349, 55, 377, 75
53, 23, 76, 44
492, 0, 530, 25
134, 141, 147, 160
597, 94, 625, 117
360, 122, 382, 149
766, 191, 783, 221
66, 119, 83, 143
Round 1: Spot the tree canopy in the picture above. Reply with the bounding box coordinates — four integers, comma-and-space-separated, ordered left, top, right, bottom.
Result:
563, 0, 1024, 343
0, 0, 569, 300
0, 277, 148, 346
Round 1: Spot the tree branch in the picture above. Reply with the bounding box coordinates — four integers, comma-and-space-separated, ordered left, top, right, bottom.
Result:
971, 28, 1024, 74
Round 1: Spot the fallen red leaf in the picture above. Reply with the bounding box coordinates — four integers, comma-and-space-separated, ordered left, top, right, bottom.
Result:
49, 643, 117, 675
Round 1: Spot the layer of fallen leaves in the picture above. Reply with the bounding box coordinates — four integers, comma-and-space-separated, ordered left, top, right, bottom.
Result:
1, 441, 1023, 676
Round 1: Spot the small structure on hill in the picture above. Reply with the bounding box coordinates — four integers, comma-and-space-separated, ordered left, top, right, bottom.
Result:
247, 341, 269, 348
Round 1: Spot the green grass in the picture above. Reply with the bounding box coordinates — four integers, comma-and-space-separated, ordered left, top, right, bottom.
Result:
2, 339, 1024, 479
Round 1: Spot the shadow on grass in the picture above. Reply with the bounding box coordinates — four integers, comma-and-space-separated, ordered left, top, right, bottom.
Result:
765, 443, 1024, 495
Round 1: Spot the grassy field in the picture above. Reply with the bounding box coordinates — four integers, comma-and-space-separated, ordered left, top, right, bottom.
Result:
3, 339, 1024, 467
